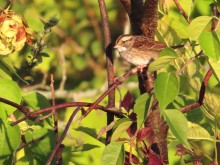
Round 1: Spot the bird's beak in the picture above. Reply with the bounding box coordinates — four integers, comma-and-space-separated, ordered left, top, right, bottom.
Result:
114, 45, 118, 49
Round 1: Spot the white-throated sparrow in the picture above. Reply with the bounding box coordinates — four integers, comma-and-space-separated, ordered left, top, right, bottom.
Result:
114, 35, 166, 66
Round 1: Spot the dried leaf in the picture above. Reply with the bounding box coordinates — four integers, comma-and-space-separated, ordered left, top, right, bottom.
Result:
148, 153, 163, 165
126, 122, 137, 137
136, 126, 153, 142
121, 91, 135, 112
97, 120, 117, 139
124, 151, 140, 164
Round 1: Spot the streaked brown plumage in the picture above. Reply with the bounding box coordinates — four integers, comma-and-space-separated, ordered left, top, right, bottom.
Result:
114, 35, 166, 66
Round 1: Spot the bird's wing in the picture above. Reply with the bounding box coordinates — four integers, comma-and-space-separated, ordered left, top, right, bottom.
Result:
133, 37, 166, 52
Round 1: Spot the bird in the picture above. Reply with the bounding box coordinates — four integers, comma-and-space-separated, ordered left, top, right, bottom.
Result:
114, 35, 166, 66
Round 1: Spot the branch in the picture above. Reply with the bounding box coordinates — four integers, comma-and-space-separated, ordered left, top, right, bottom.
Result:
45, 107, 81, 165
181, 68, 213, 113
211, 3, 218, 31
141, 0, 159, 38
120, 0, 131, 15
120, 0, 143, 34
98, 0, 115, 144
176, 51, 203, 76
77, 67, 139, 122
17, 136, 46, 151
36, 103, 119, 116
0, 97, 31, 116
50, 75, 62, 165
173, 0, 190, 23
130, 0, 143, 35
10, 101, 122, 126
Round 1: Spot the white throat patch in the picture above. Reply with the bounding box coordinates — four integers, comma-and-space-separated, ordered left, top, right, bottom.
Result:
118, 46, 127, 52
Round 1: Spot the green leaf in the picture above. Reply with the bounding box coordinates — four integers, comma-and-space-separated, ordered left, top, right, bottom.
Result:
24, 128, 55, 163
199, 32, 220, 61
0, 155, 11, 165
209, 58, 220, 82
189, 16, 213, 40
154, 73, 179, 111
134, 93, 152, 128
159, 47, 179, 58
22, 92, 52, 127
186, 59, 203, 92
0, 78, 22, 114
164, 110, 190, 148
73, 144, 100, 152
0, 107, 21, 158
148, 48, 178, 72
16, 154, 39, 165
0, 56, 27, 84
111, 120, 132, 142
23, 92, 51, 110
157, 19, 182, 46
0, 62, 12, 79
202, 86, 220, 122
188, 122, 212, 141
162, 15, 189, 38
178, 0, 193, 18
101, 142, 125, 165
39, 52, 50, 57
75, 126, 105, 144
113, 118, 131, 129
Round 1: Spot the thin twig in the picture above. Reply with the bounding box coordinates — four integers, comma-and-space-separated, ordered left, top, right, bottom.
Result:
173, 0, 190, 23
50, 75, 62, 165
58, 46, 67, 91
50, 75, 57, 129
16, 136, 46, 151
181, 68, 213, 113
11, 116, 28, 126
176, 51, 203, 76
45, 107, 81, 165
39, 113, 53, 120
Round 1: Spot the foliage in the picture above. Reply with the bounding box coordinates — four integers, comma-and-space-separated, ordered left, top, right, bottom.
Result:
0, 0, 220, 165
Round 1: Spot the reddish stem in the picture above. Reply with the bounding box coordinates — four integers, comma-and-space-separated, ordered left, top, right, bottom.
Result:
10, 102, 122, 126
0, 97, 31, 116
98, 0, 115, 144
173, 0, 190, 23
181, 69, 213, 113
45, 107, 80, 165
120, 0, 131, 15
